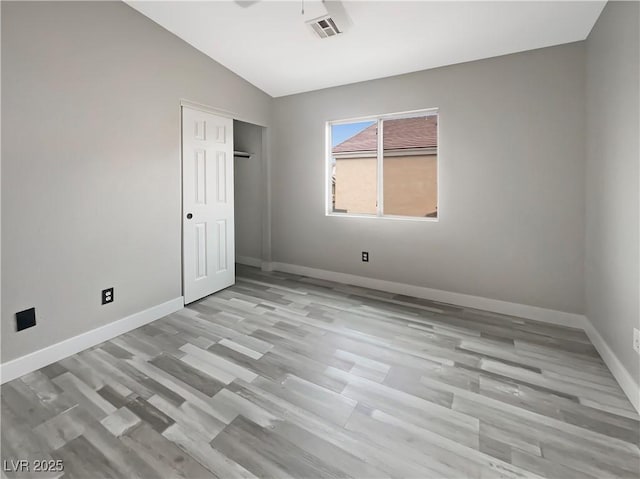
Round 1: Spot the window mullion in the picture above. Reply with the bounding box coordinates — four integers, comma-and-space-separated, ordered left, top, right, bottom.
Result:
377, 118, 384, 217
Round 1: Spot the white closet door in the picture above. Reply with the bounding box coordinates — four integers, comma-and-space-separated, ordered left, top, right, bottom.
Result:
182, 107, 235, 304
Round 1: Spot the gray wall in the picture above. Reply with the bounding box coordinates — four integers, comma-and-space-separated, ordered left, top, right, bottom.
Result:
271, 43, 586, 314
585, 2, 640, 386
234, 120, 264, 261
1, 1, 271, 362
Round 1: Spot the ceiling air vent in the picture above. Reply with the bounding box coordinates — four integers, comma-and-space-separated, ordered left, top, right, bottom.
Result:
307, 15, 342, 38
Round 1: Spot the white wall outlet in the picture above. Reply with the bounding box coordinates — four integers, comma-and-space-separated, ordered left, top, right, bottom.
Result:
634, 328, 640, 354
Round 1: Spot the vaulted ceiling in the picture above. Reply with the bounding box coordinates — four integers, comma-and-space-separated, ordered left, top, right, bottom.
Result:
126, 1, 606, 97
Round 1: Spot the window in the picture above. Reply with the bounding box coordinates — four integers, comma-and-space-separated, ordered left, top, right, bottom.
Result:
327, 110, 438, 219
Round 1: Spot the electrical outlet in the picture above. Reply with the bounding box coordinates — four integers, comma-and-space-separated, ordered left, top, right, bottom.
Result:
102, 288, 114, 305
361, 251, 369, 262
634, 328, 640, 354
16, 307, 36, 331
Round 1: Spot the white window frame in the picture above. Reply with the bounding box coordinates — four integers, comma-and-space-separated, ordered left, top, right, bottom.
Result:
325, 108, 439, 221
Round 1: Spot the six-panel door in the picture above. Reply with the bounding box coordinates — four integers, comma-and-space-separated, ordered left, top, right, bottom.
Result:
182, 107, 235, 304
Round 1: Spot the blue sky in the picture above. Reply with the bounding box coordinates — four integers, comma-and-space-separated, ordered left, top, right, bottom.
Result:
331, 121, 375, 147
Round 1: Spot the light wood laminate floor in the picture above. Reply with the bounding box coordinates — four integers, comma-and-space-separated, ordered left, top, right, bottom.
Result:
1, 265, 639, 478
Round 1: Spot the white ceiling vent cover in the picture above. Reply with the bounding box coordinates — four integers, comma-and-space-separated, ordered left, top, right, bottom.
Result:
307, 15, 342, 38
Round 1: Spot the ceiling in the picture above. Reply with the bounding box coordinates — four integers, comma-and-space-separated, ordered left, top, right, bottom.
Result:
126, 1, 606, 98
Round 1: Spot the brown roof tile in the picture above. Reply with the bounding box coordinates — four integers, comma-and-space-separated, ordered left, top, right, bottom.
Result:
332, 116, 437, 154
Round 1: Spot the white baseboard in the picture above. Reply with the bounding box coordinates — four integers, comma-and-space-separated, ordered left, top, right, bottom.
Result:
236, 255, 262, 268
0, 297, 184, 384
269, 262, 586, 328
583, 319, 640, 413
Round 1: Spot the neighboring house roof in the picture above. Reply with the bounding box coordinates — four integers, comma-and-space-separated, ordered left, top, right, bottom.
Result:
332, 116, 437, 154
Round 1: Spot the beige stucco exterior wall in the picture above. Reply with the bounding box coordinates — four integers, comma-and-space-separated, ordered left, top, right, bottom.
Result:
334, 155, 437, 216
384, 155, 437, 216
334, 157, 377, 214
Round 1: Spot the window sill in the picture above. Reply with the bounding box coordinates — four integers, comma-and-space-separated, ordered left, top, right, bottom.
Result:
326, 213, 439, 223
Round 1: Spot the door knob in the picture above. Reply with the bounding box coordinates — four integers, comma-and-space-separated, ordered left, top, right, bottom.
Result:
186, 213, 193, 219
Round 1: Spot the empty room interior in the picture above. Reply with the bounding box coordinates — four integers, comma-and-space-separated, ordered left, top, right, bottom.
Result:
1, 0, 639, 478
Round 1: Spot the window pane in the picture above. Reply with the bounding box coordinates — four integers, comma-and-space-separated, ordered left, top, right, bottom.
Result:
382, 115, 438, 218
331, 121, 377, 214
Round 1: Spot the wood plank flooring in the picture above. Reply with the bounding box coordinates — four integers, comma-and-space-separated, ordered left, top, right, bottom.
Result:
2, 265, 639, 478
